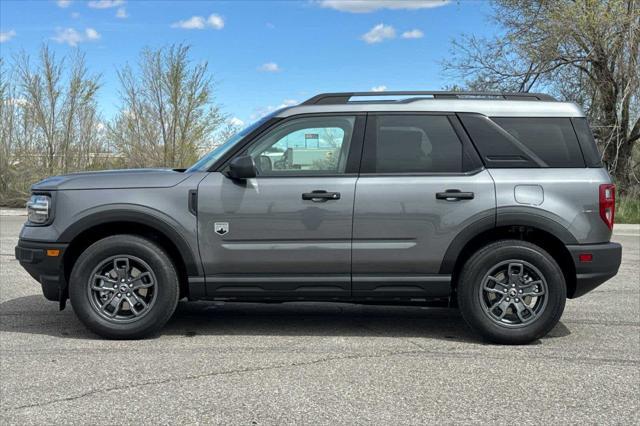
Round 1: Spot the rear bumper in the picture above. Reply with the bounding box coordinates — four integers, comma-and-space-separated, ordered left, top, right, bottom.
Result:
15, 240, 68, 302
566, 242, 622, 298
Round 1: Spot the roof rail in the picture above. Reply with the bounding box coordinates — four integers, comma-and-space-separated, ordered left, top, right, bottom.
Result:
301, 91, 556, 105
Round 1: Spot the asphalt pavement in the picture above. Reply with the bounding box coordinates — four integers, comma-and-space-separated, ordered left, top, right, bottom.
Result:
1, 215, 638, 425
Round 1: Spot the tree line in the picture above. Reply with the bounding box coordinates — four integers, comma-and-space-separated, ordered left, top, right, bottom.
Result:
0, 44, 236, 206
1, 0, 638, 207
443, 0, 639, 194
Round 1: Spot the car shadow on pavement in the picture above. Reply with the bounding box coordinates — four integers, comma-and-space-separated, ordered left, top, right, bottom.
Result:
0, 295, 571, 343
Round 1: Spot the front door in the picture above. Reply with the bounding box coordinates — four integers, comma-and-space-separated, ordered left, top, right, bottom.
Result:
352, 113, 496, 298
197, 114, 365, 298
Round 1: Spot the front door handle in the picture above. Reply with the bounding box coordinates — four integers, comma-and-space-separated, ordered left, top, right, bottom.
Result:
436, 189, 474, 201
302, 190, 341, 202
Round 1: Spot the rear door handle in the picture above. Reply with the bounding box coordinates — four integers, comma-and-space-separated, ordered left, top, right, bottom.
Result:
302, 190, 341, 202
436, 189, 474, 201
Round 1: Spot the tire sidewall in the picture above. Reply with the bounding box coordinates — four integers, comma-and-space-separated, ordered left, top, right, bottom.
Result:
69, 235, 179, 339
458, 241, 566, 344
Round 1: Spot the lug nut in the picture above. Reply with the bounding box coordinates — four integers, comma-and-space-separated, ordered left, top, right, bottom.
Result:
126, 292, 131, 296
506, 297, 510, 301
117, 294, 121, 298
121, 279, 125, 282
129, 284, 133, 288
515, 298, 520, 302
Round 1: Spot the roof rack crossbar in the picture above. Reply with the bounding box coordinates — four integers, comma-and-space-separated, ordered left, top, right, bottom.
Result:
302, 91, 556, 105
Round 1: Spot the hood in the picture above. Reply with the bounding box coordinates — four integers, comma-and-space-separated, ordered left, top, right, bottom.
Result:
32, 168, 191, 191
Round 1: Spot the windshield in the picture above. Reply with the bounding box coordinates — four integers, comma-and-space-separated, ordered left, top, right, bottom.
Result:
187, 115, 272, 172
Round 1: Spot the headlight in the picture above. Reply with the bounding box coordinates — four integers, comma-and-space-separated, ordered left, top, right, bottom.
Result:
27, 194, 51, 224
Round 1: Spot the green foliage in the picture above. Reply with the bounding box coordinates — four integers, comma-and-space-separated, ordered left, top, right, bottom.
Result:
444, 0, 639, 193
0, 44, 231, 206
616, 192, 640, 224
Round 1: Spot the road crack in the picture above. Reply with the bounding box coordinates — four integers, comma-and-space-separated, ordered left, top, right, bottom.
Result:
3, 349, 424, 412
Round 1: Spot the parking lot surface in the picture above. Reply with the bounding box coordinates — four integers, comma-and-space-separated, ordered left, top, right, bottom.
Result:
1, 215, 639, 425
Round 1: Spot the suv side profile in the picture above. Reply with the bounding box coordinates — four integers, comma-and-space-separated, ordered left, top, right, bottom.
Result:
15, 91, 622, 344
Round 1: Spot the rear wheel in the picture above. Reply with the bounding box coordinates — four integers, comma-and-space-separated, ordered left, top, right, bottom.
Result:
457, 240, 566, 344
69, 235, 179, 339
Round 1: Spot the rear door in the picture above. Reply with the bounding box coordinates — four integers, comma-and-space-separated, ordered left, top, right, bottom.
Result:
197, 114, 365, 298
352, 113, 496, 298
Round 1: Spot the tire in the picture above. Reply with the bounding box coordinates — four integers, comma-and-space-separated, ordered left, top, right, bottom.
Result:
69, 235, 179, 339
457, 240, 566, 345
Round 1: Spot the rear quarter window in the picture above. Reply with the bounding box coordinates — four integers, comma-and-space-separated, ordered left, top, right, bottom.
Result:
571, 117, 603, 167
491, 117, 586, 167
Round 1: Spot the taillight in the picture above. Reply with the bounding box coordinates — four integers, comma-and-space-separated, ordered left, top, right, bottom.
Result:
599, 184, 615, 230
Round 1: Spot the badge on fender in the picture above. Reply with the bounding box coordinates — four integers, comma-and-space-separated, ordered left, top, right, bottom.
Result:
214, 222, 229, 236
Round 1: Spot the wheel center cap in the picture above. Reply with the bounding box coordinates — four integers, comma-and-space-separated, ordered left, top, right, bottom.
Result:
509, 289, 518, 297
119, 285, 129, 293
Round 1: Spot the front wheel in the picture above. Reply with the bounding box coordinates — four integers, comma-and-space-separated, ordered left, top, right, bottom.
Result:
69, 235, 179, 339
457, 240, 566, 344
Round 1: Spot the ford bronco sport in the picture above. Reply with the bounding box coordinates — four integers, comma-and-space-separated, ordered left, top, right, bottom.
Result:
15, 91, 622, 343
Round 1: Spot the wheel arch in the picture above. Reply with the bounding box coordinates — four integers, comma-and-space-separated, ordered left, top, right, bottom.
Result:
441, 213, 577, 298
60, 210, 200, 301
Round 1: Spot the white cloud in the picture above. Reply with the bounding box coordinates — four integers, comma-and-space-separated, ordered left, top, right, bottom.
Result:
402, 29, 424, 39
279, 99, 298, 107
0, 30, 16, 43
207, 14, 224, 30
85, 27, 100, 40
266, 22, 275, 29
371, 85, 387, 92
318, 0, 450, 13
56, 0, 72, 8
71, 12, 81, 19
172, 16, 205, 30
251, 99, 298, 120
87, 0, 124, 9
361, 23, 395, 44
171, 14, 224, 30
258, 62, 281, 72
115, 7, 128, 18
52, 28, 82, 46
229, 117, 245, 127
52, 27, 100, 47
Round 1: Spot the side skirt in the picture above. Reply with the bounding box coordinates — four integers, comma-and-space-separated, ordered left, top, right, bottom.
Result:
187, 274, 452, 303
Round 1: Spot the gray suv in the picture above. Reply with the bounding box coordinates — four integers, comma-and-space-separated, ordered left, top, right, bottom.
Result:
15, 91, 622, 344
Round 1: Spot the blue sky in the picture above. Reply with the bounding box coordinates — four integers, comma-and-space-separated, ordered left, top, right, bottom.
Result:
0, 0, 496, 126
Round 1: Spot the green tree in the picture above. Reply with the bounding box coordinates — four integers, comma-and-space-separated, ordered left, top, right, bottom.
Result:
109, 44, 225, 168
0, 46, 104, 206
443, 0, 639, 192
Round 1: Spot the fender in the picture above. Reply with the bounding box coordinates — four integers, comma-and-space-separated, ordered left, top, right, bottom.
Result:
495, 206, 578, 244
58, 206, 201, 276
439, 206, 578, 274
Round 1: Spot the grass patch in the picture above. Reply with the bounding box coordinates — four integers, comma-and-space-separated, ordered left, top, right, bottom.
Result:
617, 194, 640, 224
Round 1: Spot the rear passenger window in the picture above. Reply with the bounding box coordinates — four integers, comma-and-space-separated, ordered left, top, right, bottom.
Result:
492, 117, 585, 167
362, 115, 465, 173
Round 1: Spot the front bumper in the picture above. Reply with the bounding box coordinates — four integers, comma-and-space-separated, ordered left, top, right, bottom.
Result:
566, 242, 622, 298
15, 240, 68, 302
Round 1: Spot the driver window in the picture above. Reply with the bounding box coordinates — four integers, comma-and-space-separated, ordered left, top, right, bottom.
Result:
247, 116, 355, 176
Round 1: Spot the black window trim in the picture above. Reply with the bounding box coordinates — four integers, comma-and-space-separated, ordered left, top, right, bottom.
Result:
358, 111, 485, 177
458, 113, 550, 168
214, 112, 367, 178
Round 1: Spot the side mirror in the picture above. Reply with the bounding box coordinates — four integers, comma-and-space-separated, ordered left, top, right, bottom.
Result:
227, 155, 257, 180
